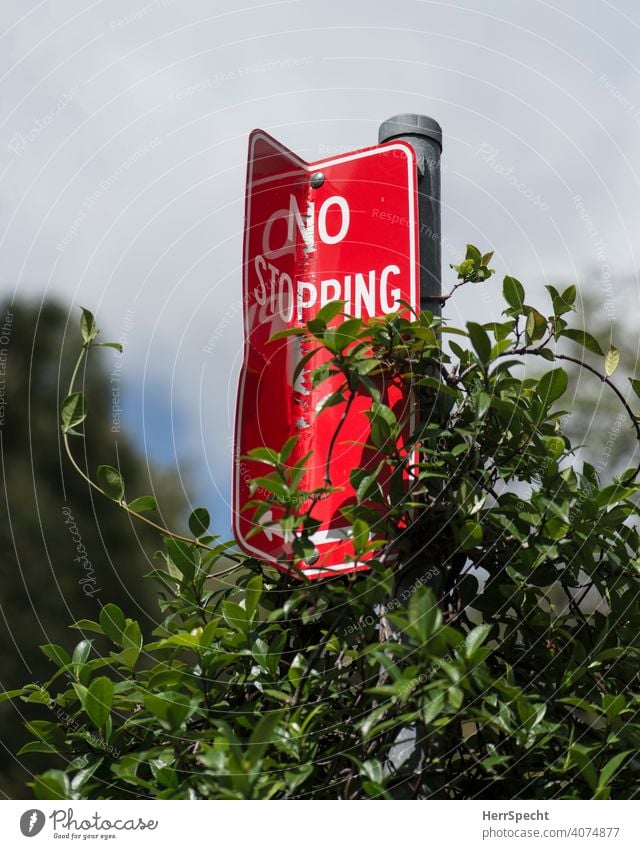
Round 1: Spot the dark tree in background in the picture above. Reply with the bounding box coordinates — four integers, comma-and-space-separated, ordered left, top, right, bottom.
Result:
0, 299, 183, 798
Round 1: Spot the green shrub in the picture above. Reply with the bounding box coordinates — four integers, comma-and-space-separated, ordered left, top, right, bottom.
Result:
6, 247, 640, 799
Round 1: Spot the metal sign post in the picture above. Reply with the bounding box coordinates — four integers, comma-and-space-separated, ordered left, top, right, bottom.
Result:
377, 116, 444, 787
378, 114, 444, 600
378, 114, 442, 313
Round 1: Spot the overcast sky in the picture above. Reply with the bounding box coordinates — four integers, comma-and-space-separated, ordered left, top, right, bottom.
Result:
1, 0, 639, 533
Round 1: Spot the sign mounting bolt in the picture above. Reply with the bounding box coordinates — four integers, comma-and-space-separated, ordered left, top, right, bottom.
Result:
310, 171, 325, 189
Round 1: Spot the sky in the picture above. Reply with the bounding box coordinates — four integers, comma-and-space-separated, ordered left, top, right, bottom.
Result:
1, 0, 639, 534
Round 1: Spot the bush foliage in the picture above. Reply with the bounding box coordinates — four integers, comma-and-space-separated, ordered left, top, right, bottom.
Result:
6, 247, 640, 799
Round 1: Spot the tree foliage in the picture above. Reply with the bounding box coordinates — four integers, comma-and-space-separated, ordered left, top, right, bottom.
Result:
6, 251, 640, 800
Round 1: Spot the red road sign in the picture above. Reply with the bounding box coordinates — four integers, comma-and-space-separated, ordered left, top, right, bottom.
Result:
233, 129, 419, 578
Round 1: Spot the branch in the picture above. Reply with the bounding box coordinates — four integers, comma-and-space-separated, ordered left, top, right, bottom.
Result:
324, 388, 356, 486
550, 351, 640, 458
422, 279, 468, 306
62, 343, 245, 575
288, 612, 347, 713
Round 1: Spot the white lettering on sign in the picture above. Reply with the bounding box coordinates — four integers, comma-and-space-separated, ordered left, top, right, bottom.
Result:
295, 266, 401, 320
253, 255, 295, 322
252, 253, 402, 322
317, 195, 350, 245
253, 194, 402, 324
262, 194, 351, 259
380, 264, 401, 312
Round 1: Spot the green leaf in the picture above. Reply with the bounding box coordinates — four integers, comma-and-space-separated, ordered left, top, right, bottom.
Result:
96, 465, 124, 502
85, 676, 113, 729
244, 575, 263, 618
460, 520, 483, 551
353, 467, 381, 503
21, 687, 52, 705
604, 345, 620, 377
292, 347, 320, 384
72, 639, 91, 666
246, 446, 282, 467
99, 604, 126, 646
222, 600, 249, 635
408, 587, 441, 643
595, 484, 637, 507
333, 317, 363, 349
286, 764, 314, 792
40, 643, 71, 668
537, 368, 568, 405
80, 307, 98, 343
95, 341, 123, 352
602, 693, 625, 721
629, 377, 640, 400
503, 276, 525, 312
314, 300, 344, 325
18, 740, 59, 755
128, 495, 157, 514
546, 284, 575, 315
71, 757, 104, 791
466, 244, 482, 262
33, 769, 70, 800
366, 402, 398, 447
143, 691, 191, 729
251, 637, 271, 671
188, 507, 210, 537
165, 538, 198, 583
412, 325, 438, 345
61, 392, 87, 430
70, 619, 104, 635
0, 688, 27, 704
560, 284, 576, 311
467, 322, 492, 364
423, 693, 446, 725
353, 518, 369, 552
596, 750, 632, 796
25, 719, 66, 745
288, 653, 306, 689
119, 620, 142, 669
561, 328, 603, 356
476, 391, 491, 421
247, 710, 282, 766
279, 435, 298, 463
269, 326, 307, 341
465, 624, 492, 660
525, 307, 547, 343
449, 686, 464, 710
545, 517, 569, 540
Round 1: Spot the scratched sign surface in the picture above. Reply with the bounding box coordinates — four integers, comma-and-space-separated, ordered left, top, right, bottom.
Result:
233, 129, 419, 578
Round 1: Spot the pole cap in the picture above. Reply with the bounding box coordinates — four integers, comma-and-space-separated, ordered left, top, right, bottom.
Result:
378, 113, 442, 150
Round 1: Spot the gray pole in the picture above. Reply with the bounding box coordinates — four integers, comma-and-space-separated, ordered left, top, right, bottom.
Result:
378, 114, 442, 314
378, 116, 445, 596
377, 116, 444, 793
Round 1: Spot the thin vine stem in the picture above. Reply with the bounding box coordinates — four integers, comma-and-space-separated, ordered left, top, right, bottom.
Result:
549, 351, 640, 456
62, 341, 245, 573
324, 386, 356, 486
